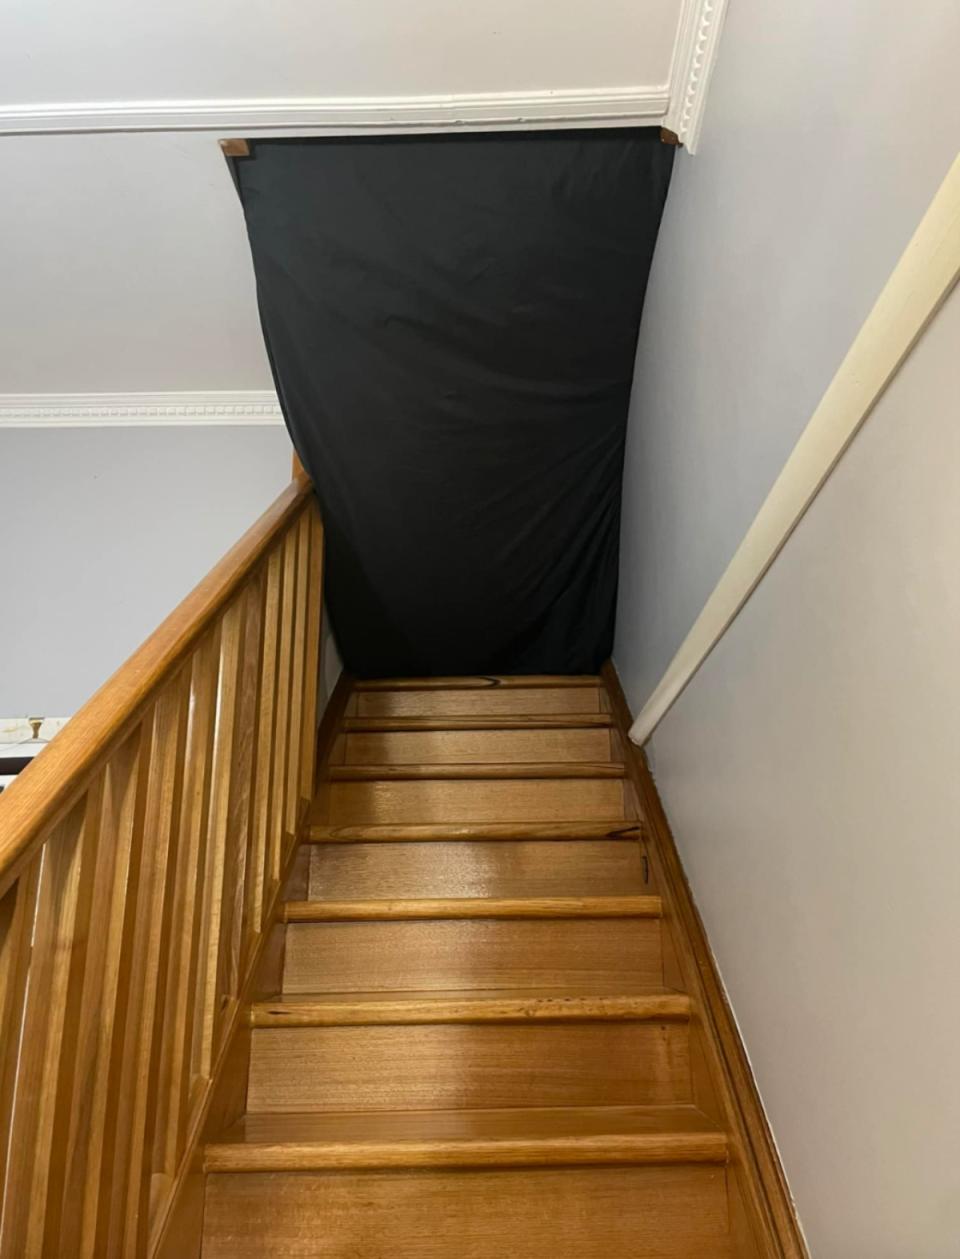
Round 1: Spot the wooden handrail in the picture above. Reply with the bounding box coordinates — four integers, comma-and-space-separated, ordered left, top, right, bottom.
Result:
0, 478, 312, 899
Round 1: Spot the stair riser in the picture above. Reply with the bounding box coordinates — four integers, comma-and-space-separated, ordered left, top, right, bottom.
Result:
308, 840, 647, 899
283, 918, 664, 993
339, 727, 617, 765
308, 822, 644, 843
247, 1022, 691, 1112
324, 778, 628, 826
202, 1166, 733, 1259
351, 686, 606, 717
354, 676, 601, 690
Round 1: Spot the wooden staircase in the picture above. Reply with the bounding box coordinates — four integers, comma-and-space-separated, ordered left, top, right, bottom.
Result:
199, 674, 738, 1257
0, 478, 801, 1257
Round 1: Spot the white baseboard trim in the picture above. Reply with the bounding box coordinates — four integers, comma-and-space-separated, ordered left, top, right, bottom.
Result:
0, 87, 670, 137
0, 391, 284, 428
629, 152, 960, 745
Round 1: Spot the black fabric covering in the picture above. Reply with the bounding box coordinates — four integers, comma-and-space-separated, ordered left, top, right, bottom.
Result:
232, 131, 672, 676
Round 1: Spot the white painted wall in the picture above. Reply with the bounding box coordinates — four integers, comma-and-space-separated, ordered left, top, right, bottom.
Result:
615, 0, 960, 707
649, 282, 960, 1256
0, 426, 293, 714
612, 2, 960, 1249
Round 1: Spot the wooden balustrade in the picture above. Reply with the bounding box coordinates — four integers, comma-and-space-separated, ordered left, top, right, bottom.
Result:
0, 478, 324, 1257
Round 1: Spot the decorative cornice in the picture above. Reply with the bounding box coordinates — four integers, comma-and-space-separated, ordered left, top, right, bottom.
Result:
0, 87, 670, 137
665, 0, 729, 153
0, 391, 284, 428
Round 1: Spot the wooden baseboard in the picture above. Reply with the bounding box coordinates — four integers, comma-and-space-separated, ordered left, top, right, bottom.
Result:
601, 661, 807, 1258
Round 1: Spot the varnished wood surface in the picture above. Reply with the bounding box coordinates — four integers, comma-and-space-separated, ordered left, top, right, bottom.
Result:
341, 713, 615, 731
202, 1165, 733, 1258
247, 1021, 689, 1111
0, 478, 328, 1259
325, 778, 627, 825
308, 820, 644, 843
249, 987, 691, 1027
308, 839, 644, 899
283, 895, 662, 922
205, 1104, 727, 1170
343, 727, 615, 765
0, 480, 314, 900
329, 761, 625, 780
355, 676, 600, 691
354, 687, 604, 718
152, 674, 351, 1259
196, 672, 744, 1257
283, 917, 664, 993
602, 662, 807, 1258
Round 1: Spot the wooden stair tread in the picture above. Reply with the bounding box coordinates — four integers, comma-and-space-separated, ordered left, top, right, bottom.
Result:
328, 762, 626, 780
250, 986, 690, 1026
341, 714, 615, 731
355, 676, 600, 691
307, 821, 644, 843
204, 1105, 727, 1171
283, 895, 662, 922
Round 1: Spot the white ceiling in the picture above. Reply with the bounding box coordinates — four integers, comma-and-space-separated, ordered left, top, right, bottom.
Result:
0, 0, 725, 403
2, 0, 680, 105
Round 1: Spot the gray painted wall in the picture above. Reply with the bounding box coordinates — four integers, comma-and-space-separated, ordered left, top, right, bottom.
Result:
0, 133, 273, 394
1, 425, 293, 714
614, 0, 960, 710
649, 281, 960, 1257
611, 3, 960, 1250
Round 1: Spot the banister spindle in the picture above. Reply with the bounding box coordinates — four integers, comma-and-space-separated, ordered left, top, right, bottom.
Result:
300, 504, 326, 809
250, 546, 283, 934
196, 599, 244, 1079
0, 480, 324, 1255
284, 512, 310, 842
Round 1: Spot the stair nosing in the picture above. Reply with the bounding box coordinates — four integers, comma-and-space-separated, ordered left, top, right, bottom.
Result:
203, 1106, 728, 1173
249, 989, 691, 1027
354, 676, 601, 692
282, 895, 662, 923
306, 822, 644, 844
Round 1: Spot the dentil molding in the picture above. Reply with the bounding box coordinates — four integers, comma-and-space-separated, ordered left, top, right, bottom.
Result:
664, 0, 729, 152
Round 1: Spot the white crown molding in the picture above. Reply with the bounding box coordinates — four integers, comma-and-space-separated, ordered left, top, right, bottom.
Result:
664, 0, 729, 152
0, 87, 670, 137
0, 391, 284, 428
